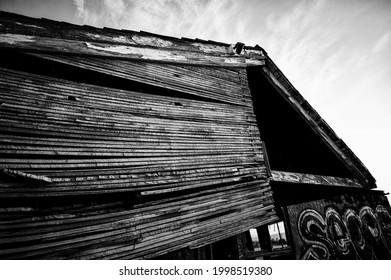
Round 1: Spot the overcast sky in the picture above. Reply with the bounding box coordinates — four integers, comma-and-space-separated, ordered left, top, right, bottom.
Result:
1, 0, 390, 197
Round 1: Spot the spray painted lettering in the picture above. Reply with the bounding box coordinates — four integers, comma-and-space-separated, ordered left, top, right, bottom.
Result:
288, 195, 391, 259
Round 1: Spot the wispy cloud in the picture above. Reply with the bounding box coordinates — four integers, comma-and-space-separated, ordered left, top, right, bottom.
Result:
72, 0, 235, 39
372, 32, 391, 53
259, 0, 348, 103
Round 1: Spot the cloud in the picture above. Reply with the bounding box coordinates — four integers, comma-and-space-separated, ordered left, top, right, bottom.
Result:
71, 0, 258, 42
73, 0, 204, 35
73, 0, 106, 26
372, 32, 391, 53
259, 1, 348, 101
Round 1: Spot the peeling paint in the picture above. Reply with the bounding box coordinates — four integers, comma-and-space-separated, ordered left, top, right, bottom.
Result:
85, 42, 186, 60
222, 57, 242, 64
244, 48, 265, 56
245, 58, 264, 66
86, 33, 101, 39
84, 41, 261, 65
132, 35, 173, 48
85, 42, 142, 55
112, 36, 128, 43
85, 33, 136, 45
0, 34, 35, 44
192, 43, 228, 54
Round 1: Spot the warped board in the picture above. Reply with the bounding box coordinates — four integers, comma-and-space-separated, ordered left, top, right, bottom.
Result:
28, 53, 254, 107
0, 61, 277, 259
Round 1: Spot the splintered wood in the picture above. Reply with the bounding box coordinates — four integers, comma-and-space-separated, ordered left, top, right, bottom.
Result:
0, 63, 277, 259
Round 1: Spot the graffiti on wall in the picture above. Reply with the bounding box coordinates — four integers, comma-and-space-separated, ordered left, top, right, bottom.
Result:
287, 194, 391, 259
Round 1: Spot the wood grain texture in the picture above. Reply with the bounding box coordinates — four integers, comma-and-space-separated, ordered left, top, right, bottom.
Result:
0, 10, 275, 260
271, 170, 362, 188
0, 33, 263, 67
0, 63, 275, 258
0, 10, 265, 57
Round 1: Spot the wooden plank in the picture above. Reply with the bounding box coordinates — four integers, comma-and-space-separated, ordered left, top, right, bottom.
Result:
0, 98, 254, 128
7, 55, 251, 107
0, 193, 275, 259
0, 99, 256, 127
0, 155, 262, 171
270, 170, 363, 188
0, 170, 268, 194
0, 188, 267, 245
0, 67, 254, 114
0, 33, 264, 67
0, 195, 276, 257
0, 135, 262, 150
0, 183, 271, 228
34, 54, 247, 94
116, 210, 278, 260
0, 168, 52, 182
0, 11, 265, 58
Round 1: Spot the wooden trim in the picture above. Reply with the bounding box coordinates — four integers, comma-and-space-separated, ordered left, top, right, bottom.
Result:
270, 170, 362, 188
0, 11, 265, 58
0, 33, 264, 67
257, 224, 273, 252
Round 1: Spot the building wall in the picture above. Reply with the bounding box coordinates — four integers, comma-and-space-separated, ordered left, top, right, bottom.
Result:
0, 53, 277, 259
287, 193, 391, 259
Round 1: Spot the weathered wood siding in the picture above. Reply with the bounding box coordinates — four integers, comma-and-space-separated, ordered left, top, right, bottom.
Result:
0, 59, 277, 259
0, 11, 264, 58
0, 11, 277, 259
29, 53, 255, 106
287, 194, 391, 259
0, 12, 264, 67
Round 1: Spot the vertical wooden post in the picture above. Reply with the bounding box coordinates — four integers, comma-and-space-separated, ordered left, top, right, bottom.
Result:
235, 233, 247, 260
257, 225, 273, 252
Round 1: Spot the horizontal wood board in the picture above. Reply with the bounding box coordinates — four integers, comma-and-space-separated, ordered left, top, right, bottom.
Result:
0, 10, 265, 58
29, 53, 254, 107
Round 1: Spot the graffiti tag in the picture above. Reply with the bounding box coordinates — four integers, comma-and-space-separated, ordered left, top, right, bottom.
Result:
297, 205, 391, 259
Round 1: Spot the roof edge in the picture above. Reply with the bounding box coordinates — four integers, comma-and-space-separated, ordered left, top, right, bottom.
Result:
0, 11, 265, 62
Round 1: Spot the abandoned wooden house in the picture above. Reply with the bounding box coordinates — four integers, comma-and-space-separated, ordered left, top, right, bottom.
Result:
0, 11, 390, 260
